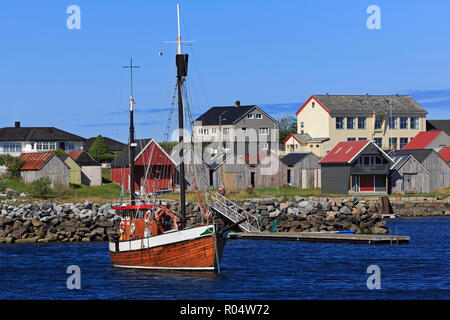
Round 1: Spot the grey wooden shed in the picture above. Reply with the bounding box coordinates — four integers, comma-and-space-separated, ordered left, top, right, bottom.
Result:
281, 152, 321, 188
390, 154, 432, 194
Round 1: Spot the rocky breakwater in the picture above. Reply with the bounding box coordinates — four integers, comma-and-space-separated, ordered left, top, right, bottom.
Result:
240, 197, 389, 234
0, 201, 120, 244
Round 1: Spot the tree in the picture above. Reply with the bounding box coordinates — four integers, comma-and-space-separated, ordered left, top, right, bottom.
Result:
88, 135, 113, 163
278, 116, 297, 144
0, 154, 24, 180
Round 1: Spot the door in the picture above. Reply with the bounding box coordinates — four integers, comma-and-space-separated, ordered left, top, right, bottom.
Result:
287, 169, 291, 185
250, 172, 255, 188
360, 175, 375, 192
403, 173, 415, 193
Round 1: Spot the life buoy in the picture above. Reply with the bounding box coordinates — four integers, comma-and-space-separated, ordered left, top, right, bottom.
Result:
119, 221, 125, 234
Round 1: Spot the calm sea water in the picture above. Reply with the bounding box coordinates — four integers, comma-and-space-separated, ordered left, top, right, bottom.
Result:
0, 217, 449, 300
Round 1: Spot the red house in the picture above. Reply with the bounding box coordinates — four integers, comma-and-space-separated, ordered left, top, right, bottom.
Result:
110, 139, 176, 194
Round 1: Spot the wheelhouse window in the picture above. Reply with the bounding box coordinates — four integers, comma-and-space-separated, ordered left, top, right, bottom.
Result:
336, 117, 344, 129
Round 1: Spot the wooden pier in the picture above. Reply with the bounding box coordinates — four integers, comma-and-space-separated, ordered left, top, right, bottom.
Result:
227, 231, 410, 245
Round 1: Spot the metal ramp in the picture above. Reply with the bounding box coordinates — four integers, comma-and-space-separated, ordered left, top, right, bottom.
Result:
206, 192, 260, 233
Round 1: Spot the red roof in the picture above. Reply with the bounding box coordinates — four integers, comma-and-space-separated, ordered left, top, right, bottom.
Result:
402, 131, 442, 150
67, 150, 84, 160
319, 140, 370, 164
19, 152, 55, 171
438, 146, 450, 163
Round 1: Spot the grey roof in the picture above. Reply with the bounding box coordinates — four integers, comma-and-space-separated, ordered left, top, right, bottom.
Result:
290, 133, 312, 143
281, 152, 313, 167
389, 154, 411, 172
84, 136, 126, 153
194, 104, 278, 126
0, 126, 86, 142
312, 95, 428, 115
391, 149, 434, 164
426, 120, 450, 135
110, 139, 152, 168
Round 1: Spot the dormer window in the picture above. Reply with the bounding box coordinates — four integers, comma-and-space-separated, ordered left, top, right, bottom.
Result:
247, 114, 253, 119
256, 114, 262, 119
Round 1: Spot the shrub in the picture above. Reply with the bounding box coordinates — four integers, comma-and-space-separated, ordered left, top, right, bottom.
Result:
0, 179, 6, 192
4, 156, 24, 180
31, 177, 52, 198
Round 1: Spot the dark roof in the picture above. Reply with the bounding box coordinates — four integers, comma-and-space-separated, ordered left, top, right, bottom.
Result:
194, 105, 257, 125
426, 120, 450, 135
110, 139, 151, 168
281, 152, 313, 166
0, 126, 85, 142
391, 149, 434, 163
310, 95, 427, 115
68, 150, 101, 167
83, 136, 127, 153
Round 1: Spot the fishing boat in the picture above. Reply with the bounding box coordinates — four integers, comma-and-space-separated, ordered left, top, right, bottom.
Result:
108, 4, 233, 272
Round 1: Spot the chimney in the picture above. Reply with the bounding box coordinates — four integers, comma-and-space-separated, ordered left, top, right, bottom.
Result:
234, 100, 240, 107
15, 121, 20, 128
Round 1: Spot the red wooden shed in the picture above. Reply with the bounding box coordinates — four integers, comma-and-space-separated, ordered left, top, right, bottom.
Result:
110, 139, 175, 194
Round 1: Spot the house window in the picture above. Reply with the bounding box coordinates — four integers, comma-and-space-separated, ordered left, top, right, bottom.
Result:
222, 128, 230, 135
211, 128, 216, 135
260, 143, 269, 150
358, 137, 367, 141
241, 127, 247, 132
66, 142, 75, 150
203, 129, 209, 135
312, 102, 315, 108
400, 117, 408, 129
300, 122, 304, 128
247, 114, 253, 119
256, 114, 262, 119
259, 128, 269, 135
389, 117, 398, 129
1, 142, 22, 152
347, 117, 355, 129
358, 117, 366, 129
400, 137, 409, 149
336, 117, 344, 129
389, 137, 398, 150
36, 141, 55, 150
316, 145, 319, 148
374, 117, 382, 130
410, 117, 419, 129
198, 129, 203, 135
347, 138, 356, 141
374, 138, 382, 148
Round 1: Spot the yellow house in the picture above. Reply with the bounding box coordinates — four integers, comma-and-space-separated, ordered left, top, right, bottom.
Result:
58, 155, 82, 185
290, 94, 428, 157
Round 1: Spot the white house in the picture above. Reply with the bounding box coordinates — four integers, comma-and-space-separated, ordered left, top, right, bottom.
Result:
0, 122, 85, 156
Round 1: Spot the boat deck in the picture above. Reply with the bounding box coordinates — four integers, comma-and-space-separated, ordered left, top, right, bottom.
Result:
228, 231, 410, 245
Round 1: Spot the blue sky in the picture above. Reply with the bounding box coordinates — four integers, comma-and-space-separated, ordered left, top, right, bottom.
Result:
0, 0, 449, 143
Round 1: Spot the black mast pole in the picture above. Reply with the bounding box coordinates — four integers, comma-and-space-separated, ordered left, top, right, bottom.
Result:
123, 58, 140, 205
176, 54, 188, 229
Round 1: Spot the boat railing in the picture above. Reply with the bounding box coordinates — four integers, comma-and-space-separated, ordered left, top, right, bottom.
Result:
206, 192, 260, 233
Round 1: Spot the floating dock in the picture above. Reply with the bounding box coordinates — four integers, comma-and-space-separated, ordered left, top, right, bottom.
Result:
228, 231, 410, 245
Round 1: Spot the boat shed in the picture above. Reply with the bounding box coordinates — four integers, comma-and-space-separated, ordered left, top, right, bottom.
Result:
392, 149, 450, 191
206, 151, 250, 191
389, 154, 432, 194
68, 150, 102, 186
242, 151, 288, 188
19, 152, 69, 187
281, 152, 321, 188
58, 155, 82, 185
319, 141, 393, 195
110, 139, 176, 194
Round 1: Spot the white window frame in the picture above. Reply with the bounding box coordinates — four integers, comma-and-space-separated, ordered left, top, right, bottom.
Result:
247, 114, 253, 119
255, 114, 262, 119
259, 128, 269, 135
260, 143, 269, 151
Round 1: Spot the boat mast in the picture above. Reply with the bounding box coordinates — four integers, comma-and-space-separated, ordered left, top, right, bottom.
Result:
176, 3, 188, 229
123, 58, 140, 205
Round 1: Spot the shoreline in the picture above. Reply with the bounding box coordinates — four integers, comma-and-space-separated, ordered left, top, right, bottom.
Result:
0, 196, 449, 244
